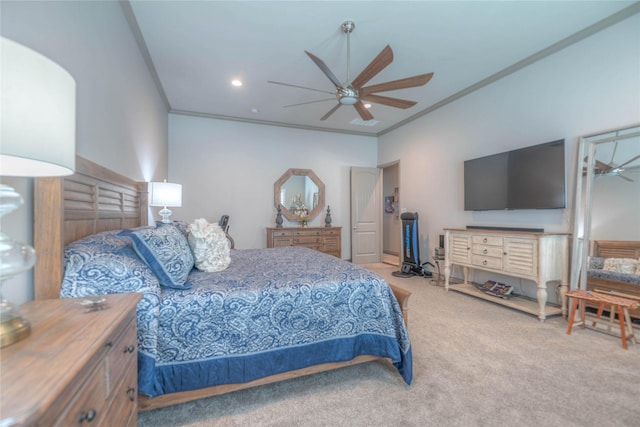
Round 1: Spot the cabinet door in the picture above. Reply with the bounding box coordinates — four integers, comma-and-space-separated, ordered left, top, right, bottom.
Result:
503, 238, 537, 277
449, 233, 471, 264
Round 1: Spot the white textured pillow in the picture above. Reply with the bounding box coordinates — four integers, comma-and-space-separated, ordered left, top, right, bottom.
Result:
187, 218, 231, 272
603, 258, 638, 275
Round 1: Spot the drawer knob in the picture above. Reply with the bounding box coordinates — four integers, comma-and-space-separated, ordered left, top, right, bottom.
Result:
482, 249, 487, 254
483, 238, 488, 243
124, 344, 135, 353
127, 386, 136, 401
483, 260, 488, 266
78, 409, 97, 423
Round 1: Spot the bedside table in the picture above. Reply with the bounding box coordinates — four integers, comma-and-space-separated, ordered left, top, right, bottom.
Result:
0, 293, 141, 426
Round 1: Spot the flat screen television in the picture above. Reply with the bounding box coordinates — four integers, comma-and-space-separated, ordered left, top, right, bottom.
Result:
464, 139, 566, 211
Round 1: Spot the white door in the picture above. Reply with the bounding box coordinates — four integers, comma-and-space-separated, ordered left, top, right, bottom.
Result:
351, 167, 381, 264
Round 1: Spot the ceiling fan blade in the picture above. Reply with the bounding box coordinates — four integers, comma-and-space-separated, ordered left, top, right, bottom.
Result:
268, 81, 335, 95
305, 51, 343, 89
616, 173, 634, 182
353, 101, 374, 121
361, 94, 417, 109
361, 73, 434, 95
350, 45, 393, 90
616, 154, 640, 169
320, 103, 341, 121
594, 160, 612, 173
283, 98, 335, 108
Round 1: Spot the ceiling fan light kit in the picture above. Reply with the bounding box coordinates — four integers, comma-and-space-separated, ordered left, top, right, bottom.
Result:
269, 20, 433, 122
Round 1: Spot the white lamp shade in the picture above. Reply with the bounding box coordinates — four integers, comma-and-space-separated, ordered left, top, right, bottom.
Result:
1, 37, 76, 177
149, 182, 182, 207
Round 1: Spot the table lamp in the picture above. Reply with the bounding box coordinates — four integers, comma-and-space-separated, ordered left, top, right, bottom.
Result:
0, 37, 76, 347
149, 180, 182, 223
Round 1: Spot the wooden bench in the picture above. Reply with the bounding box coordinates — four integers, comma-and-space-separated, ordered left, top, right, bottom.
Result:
566, 289, 639, 349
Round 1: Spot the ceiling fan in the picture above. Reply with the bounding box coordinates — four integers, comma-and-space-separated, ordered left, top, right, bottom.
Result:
268, 21, 434, 121
583, 154, 640, 182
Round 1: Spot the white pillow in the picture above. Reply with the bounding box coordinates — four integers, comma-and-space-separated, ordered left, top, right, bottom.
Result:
602, 258, 638, 275
187, 218, 231, 272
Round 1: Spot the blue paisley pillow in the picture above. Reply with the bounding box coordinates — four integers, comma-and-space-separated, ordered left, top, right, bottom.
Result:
157, 220, 189, 237
61, 230, 161, 298
119, 225, 194, 289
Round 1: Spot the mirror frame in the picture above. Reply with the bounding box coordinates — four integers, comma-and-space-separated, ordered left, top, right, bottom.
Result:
274, 168, 325, 222
570, 124, 640, 291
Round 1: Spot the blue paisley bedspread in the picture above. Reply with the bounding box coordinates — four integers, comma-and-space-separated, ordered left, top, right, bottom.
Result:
145, 246, 411, 396
61, 231, 411, 398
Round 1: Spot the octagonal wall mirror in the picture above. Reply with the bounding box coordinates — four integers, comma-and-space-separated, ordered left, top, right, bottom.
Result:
274, 168, 325, 222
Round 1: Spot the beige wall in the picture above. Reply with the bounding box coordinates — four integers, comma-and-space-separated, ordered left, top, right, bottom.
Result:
1, 1, 169, 304
378, 14, 640, 302
168, 114, 378, 256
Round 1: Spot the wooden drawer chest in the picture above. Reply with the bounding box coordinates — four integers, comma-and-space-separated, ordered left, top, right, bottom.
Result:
0, 293, 141, 426
266, 226, 342, 258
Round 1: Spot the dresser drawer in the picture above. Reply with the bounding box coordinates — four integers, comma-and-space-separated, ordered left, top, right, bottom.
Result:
322, 228, 340, 237
106, 363, 137, 427
472, 235, 503, 246
471, 255, 503, 270
294, 229, 322, 237
106, 315, 137, 395
471, 244, 503, 258
294, 235, 322, 244
55, 363, 108, 426
270, 230, 293, 237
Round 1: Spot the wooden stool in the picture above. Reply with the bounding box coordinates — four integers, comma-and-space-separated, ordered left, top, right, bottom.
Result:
566, 289, 639, 349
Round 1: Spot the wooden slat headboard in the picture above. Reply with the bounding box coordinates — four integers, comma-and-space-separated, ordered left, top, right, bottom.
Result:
34, 156, 148, 300
591, 240, 640, 259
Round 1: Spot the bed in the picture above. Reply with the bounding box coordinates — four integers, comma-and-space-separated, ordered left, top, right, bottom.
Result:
33, 156, 412, 411
586, 240, 640, 320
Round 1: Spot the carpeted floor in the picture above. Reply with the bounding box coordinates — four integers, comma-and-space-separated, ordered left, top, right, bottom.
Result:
138, 263, 640, 426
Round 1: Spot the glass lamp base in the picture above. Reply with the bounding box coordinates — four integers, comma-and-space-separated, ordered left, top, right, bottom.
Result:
0, 184, 36, 347
158, 206, 173, 223
0, 300, 31, 348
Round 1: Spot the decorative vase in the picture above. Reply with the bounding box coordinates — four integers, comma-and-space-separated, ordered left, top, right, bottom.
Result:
275, 205, 283, 228
325, 205, 332, 227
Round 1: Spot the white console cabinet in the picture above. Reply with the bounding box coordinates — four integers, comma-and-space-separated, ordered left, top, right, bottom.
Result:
444, 228, 570, 321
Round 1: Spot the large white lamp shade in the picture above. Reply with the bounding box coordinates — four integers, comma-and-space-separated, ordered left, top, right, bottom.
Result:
1, 37, 76, 176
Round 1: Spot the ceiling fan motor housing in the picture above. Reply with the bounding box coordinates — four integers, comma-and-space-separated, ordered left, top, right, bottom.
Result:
338, 87, 358, 105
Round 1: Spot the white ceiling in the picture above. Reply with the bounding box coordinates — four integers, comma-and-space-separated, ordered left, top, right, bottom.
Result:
126, 1, 638, 136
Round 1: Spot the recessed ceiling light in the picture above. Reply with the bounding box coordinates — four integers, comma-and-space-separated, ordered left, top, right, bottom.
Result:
250, 107, 260, 114
364, 103, 372, 109
231, 79, 242, 87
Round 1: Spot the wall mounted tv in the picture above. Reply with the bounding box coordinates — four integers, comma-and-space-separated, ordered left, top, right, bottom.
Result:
464, 139, 566, 211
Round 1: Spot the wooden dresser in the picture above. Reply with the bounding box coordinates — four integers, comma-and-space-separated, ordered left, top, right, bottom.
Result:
0, 293, 141, 426
444, 228, 569, 321
267, 226, 342, 258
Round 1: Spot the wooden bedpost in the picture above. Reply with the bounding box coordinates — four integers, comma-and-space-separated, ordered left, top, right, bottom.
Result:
34, 177, 65, 300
